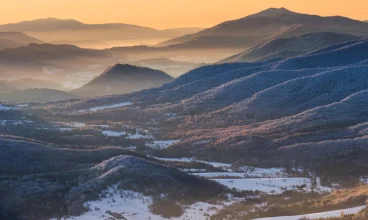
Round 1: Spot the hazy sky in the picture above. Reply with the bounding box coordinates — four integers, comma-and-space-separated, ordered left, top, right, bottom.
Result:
1, 0, 367, 29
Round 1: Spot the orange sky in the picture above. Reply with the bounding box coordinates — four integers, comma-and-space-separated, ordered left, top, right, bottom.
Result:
1, 0, 367, 29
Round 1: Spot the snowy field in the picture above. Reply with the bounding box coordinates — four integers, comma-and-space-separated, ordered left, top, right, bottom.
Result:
155, 157, 288, 175
155, 157, 333, 194
253, 205, 366, 220
51, 186, 233, 220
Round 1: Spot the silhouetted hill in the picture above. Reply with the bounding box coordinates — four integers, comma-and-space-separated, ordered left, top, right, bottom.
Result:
0, 88, 79, 103
0, 18, 203, 47
0, 43, 113, 80
73, 64, 173, 96
10, 78, 64, 90
0, 32, 43, 49
128, 58, 204, 77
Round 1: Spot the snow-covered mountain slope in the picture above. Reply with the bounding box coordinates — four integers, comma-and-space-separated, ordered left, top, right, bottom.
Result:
273, 39, 368, 70
180, 68, 331, 113
229, 65, 368, 121
220, 32, 360, 63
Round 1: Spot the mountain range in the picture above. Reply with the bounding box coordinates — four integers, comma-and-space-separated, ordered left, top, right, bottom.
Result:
0, 18, 203, 47
50, 39, 368, 169
3, 8, 367, 83
159, 8, 368, 49
2, 7, 368, 220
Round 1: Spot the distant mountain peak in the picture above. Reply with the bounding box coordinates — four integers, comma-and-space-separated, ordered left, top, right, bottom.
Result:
251, 7, 296, 17
25, 17, 82, 23
104, 63, 139, 74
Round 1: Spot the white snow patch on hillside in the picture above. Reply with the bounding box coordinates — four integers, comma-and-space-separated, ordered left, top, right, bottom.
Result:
195, 172, 247, 178
199, 161, 232, 170
102, 130, 127, 136
154, 157, 232, 170
238, 166, 288, 178
146, 140, 179, 149
58, 128, 74, 132
181, 168, 207, 172
155, 157, 194, 162
155, 158, 293, 178
68, 122, 86, 127
215, 178, 332, 194
0, 120, 33, 126
126, 131, 153, 140
79, 102, 133, 113
253, 205, 366, 220
0, 104, 16, 111
51, 186, 234, 220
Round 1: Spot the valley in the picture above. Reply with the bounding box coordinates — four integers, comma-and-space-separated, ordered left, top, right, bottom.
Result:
1, 5, 368, 220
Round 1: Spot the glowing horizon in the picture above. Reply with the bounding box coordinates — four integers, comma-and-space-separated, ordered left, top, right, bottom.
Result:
1, 0, 367, 29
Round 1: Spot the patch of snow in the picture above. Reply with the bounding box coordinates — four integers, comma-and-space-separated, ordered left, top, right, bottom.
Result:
0, 120, 32, 126
82, 102, 133, 112
126, 131, 153, 140
197, 161, 232, 171
56, 122, 86, 128
155, 157, 194, 163
154, 157, 232, 170
253, 205, 366, 220
90, 125, 111, 128
51, 185, 234, 220
68, 122, 86, 128
165, 113, 177, 118
181, 168, 207, 172
124, 146, 136, 151
238, 166, 288, 178
102, 130, 127, 137
193, 140, 211, 145
146, 140, 179, 149
58, 128, 74, 132
194, 172, 246, 178
0, 104, 16, 111
214, 178, 332, 194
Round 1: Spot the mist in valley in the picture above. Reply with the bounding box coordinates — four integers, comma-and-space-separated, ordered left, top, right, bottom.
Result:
1, 3, 368, 220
